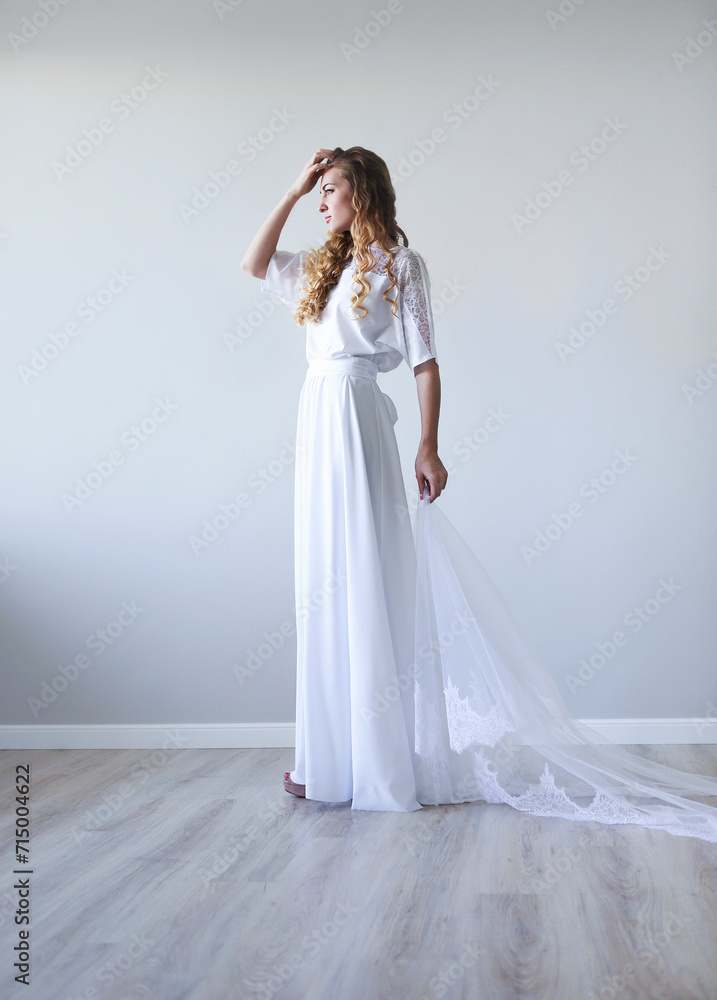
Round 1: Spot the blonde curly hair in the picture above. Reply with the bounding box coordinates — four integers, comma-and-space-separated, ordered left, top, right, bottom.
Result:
291, 146, 409, 327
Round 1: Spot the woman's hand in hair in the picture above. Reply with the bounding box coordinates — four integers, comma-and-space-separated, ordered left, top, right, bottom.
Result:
288, 149, 335, 199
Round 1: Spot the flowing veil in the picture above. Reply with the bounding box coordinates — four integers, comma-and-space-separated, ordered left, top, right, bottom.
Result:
410, 487, 717, 843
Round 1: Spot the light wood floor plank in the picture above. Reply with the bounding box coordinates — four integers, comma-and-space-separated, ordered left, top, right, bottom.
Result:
1, 746, 716, 1000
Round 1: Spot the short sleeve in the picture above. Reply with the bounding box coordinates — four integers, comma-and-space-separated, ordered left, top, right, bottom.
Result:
260, 249, 309, 309
393, 249, 438, 371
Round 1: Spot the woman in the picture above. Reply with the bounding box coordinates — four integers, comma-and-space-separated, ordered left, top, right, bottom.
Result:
243, 146, 717, 842
242, 146, 448, 811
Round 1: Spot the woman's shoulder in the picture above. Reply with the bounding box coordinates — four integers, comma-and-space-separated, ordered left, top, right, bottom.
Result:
384, 246, 429, 286
370, 244, 426, 266
370, 243, 418, 255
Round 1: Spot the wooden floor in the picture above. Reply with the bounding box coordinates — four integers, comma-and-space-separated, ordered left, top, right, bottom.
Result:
1, 745, 716, 1000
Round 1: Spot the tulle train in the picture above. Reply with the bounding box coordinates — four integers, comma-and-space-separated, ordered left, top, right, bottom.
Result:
411, 488, 717, 843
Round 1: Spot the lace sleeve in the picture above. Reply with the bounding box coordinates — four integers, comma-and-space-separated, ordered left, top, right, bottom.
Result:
393, 248, 438, 370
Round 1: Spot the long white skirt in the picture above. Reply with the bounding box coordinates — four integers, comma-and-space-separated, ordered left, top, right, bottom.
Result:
290, 358, 717, 841
291, 356, 421, 811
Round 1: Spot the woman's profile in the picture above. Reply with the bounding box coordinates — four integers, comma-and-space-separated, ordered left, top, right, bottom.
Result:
242, 145, 717, 842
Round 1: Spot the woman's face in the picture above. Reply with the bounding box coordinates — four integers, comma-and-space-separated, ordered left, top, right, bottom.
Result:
318, 166, 356, 235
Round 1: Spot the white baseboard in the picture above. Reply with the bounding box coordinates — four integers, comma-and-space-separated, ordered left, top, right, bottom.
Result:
0, 719, 716, 750
0, 723, 295, 750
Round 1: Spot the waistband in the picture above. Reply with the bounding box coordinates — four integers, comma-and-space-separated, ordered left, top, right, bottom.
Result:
306, 357, 380, 381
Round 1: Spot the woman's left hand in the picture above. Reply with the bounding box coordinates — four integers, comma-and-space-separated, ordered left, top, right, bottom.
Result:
415, 444, 448, 503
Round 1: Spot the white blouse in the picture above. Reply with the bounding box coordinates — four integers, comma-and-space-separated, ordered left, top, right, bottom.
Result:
260, 244, 438, 373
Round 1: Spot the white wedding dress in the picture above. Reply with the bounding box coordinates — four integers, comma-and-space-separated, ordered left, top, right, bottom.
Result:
260, 244, 717, 842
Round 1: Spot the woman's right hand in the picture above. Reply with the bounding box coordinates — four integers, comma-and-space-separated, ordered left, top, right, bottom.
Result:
287, 149, 336, 199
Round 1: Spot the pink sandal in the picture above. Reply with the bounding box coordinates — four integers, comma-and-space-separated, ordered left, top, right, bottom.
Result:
283, 771, 306, 797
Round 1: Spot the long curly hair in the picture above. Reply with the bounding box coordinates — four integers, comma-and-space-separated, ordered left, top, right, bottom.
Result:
291, 146, 409, 327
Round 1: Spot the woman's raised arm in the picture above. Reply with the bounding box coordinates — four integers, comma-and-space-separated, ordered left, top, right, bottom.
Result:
241, 148, 335, 279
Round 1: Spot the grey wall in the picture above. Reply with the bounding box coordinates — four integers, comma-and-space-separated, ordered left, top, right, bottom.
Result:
1, 0, 715, 732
